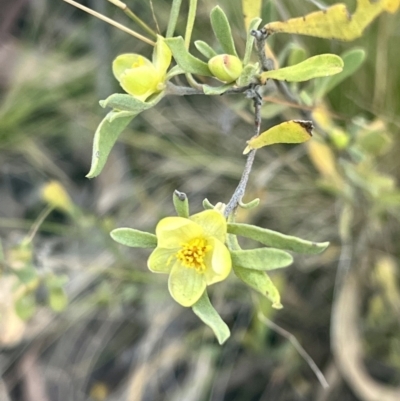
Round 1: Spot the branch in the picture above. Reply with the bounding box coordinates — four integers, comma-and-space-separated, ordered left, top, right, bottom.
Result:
224, 86, 262, 217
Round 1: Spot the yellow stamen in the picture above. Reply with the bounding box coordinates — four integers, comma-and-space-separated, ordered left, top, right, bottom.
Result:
175, 238, 211, 273
132, 57, 146, 68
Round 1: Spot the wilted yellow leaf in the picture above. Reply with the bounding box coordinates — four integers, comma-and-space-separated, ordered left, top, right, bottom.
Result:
41, 181, 74, 214
373, 255, 400, 310
264, 0, 400, 41
242, 0, 262, 31
244, 120, 313, 154
307, 140, 344, 188
0, 277, 26, 347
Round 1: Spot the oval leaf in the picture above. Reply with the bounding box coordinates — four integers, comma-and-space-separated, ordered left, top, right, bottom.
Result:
165, 37, 212, 76
15, 293, 36, 321
203, 83, 234, 95
194, 40, 217, 60
260, 54, 343, 83
244, 120, 313, 154
173, 190, 190, 218
100, 93, 163, 113
228, 223, 329, 254
49, 287, 68, 312
86, 111, 135, 178
237, 63, 259, 87
210, 6, 238, 57
313, 48, 366, 99
307, 140, 344, 188
233, 266, 282, 309
264, 0, 399, 41
192, 290, 230, 344
231, 248, 293, 271
111, 228, 157, 248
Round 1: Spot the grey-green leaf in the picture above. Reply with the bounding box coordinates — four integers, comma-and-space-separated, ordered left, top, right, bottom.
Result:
202, 83, 234, 95
237, 63, 259, 86
260, 54, 344, 83
210, 6, 238, 57
233, 266, 282, 309
192, 290, 230, 344
313, 48, 366, 99
228, 223, 329, 254
49, 287, 68, 312
111, 228, 157, 248
231, 248, 293, 270
243, 17, 262, 65
100, 92, 164, 113
86, 111, 135, 178
165, 37, 212, 76
173, 190, 189, 218
194, 40, 218, 59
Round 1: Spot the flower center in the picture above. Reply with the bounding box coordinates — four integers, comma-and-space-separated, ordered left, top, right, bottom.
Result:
131, 56, 146, 68
175, 238, 211, 273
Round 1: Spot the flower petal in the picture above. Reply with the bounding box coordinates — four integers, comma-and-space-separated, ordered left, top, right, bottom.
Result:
189, 210, 227, 242
156, 217, 203, 249
152, 35, 172, 76
168, 262, 206, 307
204, 238, 232, 285
112, 54, 153, 82
120, 66, 159, 101
147, 247, 177, 273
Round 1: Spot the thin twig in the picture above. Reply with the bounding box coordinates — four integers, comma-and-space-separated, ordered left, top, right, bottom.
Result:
148, 0, 161, 34
258, 312, 329, 390
107, 0, 157, 38
25, 205, 54, 243
63, 0, 155, 46
165, 82, 254, 97
225, 86, 262, 217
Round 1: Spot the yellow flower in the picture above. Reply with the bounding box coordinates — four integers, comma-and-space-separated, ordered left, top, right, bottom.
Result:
148, 210, 232, 307
112, 35, 172, 101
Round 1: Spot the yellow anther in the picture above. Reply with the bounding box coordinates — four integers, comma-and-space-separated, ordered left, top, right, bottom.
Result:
175, 238, 211, 273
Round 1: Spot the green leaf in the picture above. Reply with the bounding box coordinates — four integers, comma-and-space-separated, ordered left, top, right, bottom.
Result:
210, 6, 238, 57
49, 287, 68, 312
173, 190, 189, 218
313, 48, 366, 99
15, 293, 36, 320
14, 265, 37, 284
165, 65, 185, 80
111, 228, 157, 248
244, 120, 313, 154
228, 223, 329, 254
243, 18, 262, 65
260, 54, 344, 83
106, 110, 137, 122
86, 112, 135, 178
287, 44, 308, 66
194, 40, 217, 59
231, 248, 293, 270
100, 93, 163, 113
237, 63, 259, 87
233, 266, 282, 309
165, 37, 212, 76
202, 83, 234, 95
192, 290, 230, 344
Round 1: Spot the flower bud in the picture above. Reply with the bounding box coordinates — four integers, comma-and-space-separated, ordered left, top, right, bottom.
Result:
208, 54, 243, 83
